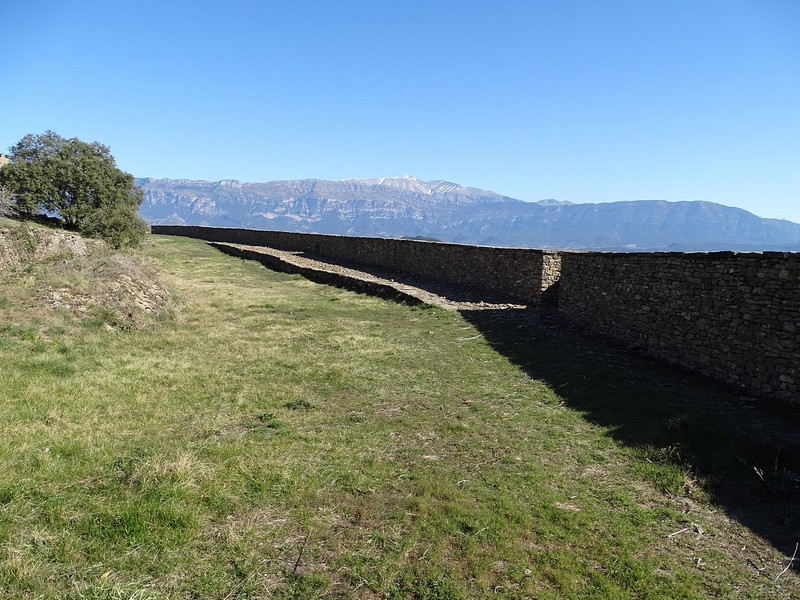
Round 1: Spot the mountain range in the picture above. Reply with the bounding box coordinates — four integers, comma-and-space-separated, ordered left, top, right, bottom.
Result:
137, 175, 800, 251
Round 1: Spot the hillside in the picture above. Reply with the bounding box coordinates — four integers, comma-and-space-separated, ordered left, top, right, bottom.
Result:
137, 175, 800, 251
0, 219, 173, 331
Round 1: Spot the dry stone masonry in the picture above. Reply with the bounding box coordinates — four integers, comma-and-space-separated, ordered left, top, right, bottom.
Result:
152, 226, 559, 303
557, 252, 799, 404
153, 226, 799, 405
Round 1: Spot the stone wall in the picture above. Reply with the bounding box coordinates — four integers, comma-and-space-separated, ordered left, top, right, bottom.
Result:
152, 225, 799, 405
557, 251, 799, 404
151, 225, 558, 303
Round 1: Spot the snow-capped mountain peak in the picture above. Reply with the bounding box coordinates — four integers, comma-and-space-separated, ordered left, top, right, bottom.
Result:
343, 175, 439, 195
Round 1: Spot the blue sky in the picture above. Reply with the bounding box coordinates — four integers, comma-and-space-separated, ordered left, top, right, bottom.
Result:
2, 1, 799, 222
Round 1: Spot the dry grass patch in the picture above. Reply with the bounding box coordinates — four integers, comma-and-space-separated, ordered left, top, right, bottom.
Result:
0, 219, 174, 335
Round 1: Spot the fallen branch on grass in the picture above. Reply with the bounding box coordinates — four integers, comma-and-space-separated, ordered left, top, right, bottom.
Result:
775, 542, 798, 581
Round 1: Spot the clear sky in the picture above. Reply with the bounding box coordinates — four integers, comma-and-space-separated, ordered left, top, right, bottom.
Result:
2, 1, 799, 222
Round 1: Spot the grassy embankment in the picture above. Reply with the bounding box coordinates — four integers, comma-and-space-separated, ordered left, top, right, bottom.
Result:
0, 224, 796, 598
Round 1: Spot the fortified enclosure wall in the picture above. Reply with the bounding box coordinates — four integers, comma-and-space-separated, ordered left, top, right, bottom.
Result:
151, 225, 560, 303
557, 252, 799, 404
153, 225, 799, 405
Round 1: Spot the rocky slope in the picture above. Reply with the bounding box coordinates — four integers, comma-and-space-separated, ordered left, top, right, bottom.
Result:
0, 222, 173, 330
137, 175, 800, 251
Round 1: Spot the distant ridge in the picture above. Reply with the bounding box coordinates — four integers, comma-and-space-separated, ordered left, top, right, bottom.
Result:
137, 176, 800, 251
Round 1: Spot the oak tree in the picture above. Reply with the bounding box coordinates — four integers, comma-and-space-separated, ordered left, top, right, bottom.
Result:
0, 131, 147, 247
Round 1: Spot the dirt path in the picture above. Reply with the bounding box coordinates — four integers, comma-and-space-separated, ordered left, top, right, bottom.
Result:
210, 242, 529, 311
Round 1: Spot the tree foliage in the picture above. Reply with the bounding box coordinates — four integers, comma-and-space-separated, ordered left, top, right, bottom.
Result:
0, 131, 147, 247
0, 185, 14, 218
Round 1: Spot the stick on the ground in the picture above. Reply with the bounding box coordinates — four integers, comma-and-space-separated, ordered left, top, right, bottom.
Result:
292, 530, 311, 575
458, 334, 483, 341
775, 542, 798, 581
667, 527, 689, 538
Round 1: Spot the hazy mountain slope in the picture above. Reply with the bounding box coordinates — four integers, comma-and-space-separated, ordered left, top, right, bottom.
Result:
137, 175, 800, 251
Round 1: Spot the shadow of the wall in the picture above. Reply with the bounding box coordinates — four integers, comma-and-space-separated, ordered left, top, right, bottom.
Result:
460, 307, 800, 556
210, 242, 522, 306
209, 242, 428, 306
207, 239, 799, 555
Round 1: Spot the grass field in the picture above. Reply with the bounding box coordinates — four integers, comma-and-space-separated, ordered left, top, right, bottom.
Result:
0, 232, 797, 598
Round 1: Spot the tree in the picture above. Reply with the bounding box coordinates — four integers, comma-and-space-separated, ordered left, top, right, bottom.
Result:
0, 185, 14, 218
0, 131, 148, 247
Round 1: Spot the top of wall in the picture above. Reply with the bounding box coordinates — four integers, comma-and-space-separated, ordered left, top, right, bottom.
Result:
555, 249, 799, 259
151, 225, 560, 254
152, 225, 799, 258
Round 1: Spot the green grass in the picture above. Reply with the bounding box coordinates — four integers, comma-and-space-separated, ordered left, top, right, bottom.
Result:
0, 234, 795, 598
